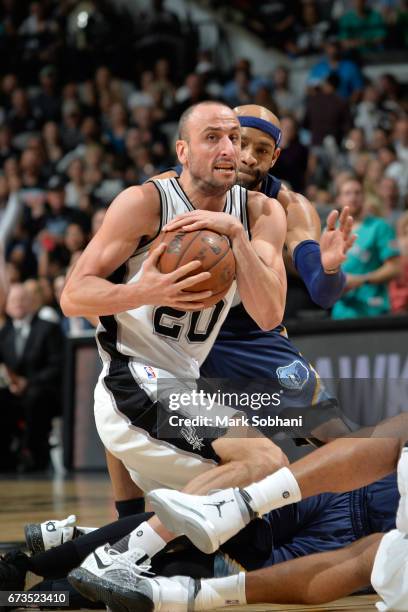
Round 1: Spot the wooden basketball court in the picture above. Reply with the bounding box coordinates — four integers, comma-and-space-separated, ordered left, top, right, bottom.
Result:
0, 475, 378, 611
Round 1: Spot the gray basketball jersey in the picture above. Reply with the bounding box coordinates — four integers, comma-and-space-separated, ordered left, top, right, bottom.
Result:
96, 178, 250, 378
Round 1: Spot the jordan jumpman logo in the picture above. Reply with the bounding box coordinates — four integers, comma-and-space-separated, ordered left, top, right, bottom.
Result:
203, 499, 234, 518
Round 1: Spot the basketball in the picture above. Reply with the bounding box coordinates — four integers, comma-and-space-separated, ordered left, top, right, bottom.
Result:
152, 229, 235, 307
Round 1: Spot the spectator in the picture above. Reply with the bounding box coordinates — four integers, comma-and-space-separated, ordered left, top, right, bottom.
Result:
308, 40, 364, 100
378, 145, 408, 199
0, 125, 18, 168
64, 158, 86, 209
0, 282, 64, 471
272, 66, 299, 117
338, 0, 387, 52
8, 88, 39, 136
378, 176, 402, 226
389, 211, 408, 313
332, 178, 400, 319
274, 116, 309, 193
393, 117, 408, 165
354, 84, 385, 142
288, 0, 331, 56
31, 64, 60, 124
23, 277, 59, 323
60, 100, 83, 150
304, 73, 352, 146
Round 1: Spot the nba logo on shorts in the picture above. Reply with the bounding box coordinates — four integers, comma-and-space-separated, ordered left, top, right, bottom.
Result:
144, 365, 157, 379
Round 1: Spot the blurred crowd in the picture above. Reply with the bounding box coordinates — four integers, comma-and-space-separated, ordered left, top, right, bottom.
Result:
0, 0, 407, 471
212, 0, 408, 57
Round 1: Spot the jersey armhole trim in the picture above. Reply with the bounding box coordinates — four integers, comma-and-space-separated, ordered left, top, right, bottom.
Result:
133, 180, 167, 255
242, 188, 251, 241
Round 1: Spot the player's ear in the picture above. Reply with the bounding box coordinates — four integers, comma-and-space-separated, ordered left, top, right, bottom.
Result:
270, 146, 281, 168
176, 139, 188, 165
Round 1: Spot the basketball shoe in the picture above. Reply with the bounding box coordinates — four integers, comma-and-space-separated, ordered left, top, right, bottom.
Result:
24, 515, 95, 554
147, 488, 254, 554
68, 538, 153, 611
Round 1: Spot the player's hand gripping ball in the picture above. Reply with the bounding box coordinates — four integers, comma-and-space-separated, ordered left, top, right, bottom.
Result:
152, 229, 235, 307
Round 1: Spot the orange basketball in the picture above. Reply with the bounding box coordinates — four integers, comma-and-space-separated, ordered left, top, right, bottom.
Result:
152, 229, 235, 307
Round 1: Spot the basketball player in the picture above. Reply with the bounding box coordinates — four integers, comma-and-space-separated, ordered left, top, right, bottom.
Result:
88, 103, 358, 545
72, 414, 407, 611
59, 101, 289, 593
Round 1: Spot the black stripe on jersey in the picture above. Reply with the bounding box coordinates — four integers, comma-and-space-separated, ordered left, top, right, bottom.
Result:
97, 263, 128, 360
171, 178, 195, 211
103, 359, 221, 462
242, 188, 251, 240
132, 181, 165, 256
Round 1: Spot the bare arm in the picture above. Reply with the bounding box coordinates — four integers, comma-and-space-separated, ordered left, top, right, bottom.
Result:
290, 413, 407, 498
346, 257, 401, 291
61, 184, 213, 317
365, 256, 400, 284
279, 187, 321, 257
238, 192, 287, 330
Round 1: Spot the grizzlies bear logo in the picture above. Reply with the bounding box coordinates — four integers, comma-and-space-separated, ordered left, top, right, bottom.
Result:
277, 360, 309, 391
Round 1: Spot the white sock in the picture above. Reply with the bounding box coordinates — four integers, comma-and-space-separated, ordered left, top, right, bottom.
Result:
127, 521, 167, 558
194, 573, 246, 610
244, 467, 302, 515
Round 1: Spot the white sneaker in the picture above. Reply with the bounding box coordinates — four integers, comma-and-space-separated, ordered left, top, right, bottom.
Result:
68, 544, 154, 611
147, 488, 253, 554
24, 515, 78, 554
396, 446, 408, 533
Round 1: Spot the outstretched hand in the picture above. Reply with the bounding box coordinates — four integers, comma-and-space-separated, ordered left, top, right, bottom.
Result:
320, 207, 356, 273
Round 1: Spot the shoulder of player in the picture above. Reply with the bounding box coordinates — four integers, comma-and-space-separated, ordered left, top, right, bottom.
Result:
246, 190, 285, 222
149, 170, 178, 180
101, 183, 160, 237
277, 185, 313, 211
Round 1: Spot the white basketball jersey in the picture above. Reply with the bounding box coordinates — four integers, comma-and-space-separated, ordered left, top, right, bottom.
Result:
96, 178, 250, 378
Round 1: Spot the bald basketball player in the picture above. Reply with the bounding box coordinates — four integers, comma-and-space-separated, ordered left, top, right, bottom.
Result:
61, 101, 290, 599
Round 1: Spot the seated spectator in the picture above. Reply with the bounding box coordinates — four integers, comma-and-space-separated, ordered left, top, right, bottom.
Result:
332, 178, 400, 319
304, 73, 352, 146
354, 84, 385, 142
41, 120, 63, 167
393, 117, 408, 165
378, 145, 408, 200
338, 0, 387, 52
23, 277, 59, 323
308, 40, 364, 100
0, 125, 18, 168
59, 100, 83, 150
389, 211, 408, 313
0, 282, 64, 471
288, 0, 331, 56
7, 88, 39, 136
378, 176, 402, 226
273, 116, 309, 193
38, 221, 87, 279
64, 158, 86, 209
222, 58, 270, 106
31, 64, 60, 125
272, 66, 299, 117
